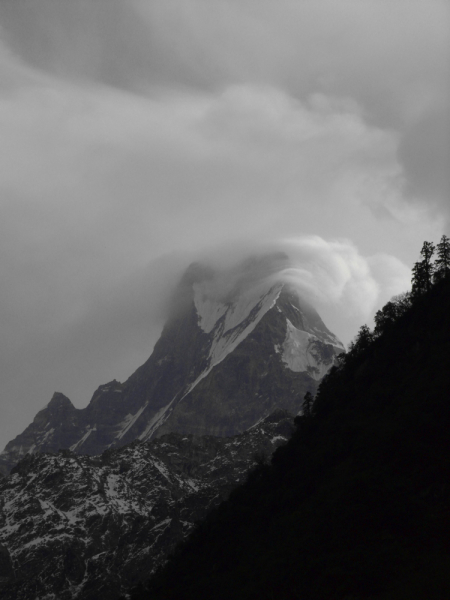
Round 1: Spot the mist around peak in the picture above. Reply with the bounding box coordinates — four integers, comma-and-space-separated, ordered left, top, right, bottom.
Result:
164, 236, 410, 347
0, 235, 410, 454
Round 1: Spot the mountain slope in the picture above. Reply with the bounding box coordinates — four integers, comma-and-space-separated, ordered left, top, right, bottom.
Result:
0, 255, 343, 475
0, 411, 293, 600
133, 277, 450, 600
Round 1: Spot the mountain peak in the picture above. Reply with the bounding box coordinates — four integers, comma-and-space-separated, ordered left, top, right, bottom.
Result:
181, 251, 290, 304
180, 261, 215, 286
0, 256, 343, 474
45, 392, 74, 410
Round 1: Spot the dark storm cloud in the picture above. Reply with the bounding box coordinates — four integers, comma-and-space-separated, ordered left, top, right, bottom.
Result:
2, 0, 447, 217
0, 0, 208, 90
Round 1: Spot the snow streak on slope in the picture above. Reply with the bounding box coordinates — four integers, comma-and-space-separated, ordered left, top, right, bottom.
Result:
70, 426, 96, 451
116, 402, 149, 440
191, 282, 282, 387
138, 397, 177, 442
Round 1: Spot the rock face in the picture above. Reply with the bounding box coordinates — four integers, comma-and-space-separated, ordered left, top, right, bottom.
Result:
0, 411, 293, 600
0, 254, 344, 476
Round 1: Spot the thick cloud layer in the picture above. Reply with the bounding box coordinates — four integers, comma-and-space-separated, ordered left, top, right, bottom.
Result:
0, 0, 448, 451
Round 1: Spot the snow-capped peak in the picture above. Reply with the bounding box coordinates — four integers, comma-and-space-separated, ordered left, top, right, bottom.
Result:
0, 254, 344, 475
193, 279, 282, 335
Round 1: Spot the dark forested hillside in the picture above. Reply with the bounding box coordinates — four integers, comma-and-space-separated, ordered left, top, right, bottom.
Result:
131, 274, 450, 600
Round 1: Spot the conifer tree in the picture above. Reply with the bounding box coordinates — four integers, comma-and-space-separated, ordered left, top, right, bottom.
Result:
351, 324, 373, 355
434, 234, 450, 282
374, 301, 398, 336
421, 240, 435, 290
411, 261, 427, 297
412, 241, 435, 297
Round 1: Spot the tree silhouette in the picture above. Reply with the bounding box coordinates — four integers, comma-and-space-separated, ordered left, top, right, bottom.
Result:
412, 241, 435, 297
374, 301, 399, 336
390, 291, 412, 313
348, 324, 373, 357
411, 261, 426, 297
434, 234, 450, 282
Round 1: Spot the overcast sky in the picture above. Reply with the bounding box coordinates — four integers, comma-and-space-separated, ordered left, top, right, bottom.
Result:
0, 0, 449, 452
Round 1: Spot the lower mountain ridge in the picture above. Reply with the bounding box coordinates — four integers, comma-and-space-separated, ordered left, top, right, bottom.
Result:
0, 411, 293, 600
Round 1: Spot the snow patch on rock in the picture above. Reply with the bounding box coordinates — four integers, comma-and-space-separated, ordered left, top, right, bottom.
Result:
282, 319, 338, 380
70, 426, 96, 452
193, 281, 282, 336
116, 403, 148, 440
138, 398, 177, 442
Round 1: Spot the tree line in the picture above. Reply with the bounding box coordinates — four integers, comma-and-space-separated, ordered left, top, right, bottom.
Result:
298, 234, 449, 414
343, 235, 449, 365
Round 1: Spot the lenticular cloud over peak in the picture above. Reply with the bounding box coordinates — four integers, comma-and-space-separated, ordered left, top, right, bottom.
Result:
168, 235, 411, 347
277, 237, 411, 336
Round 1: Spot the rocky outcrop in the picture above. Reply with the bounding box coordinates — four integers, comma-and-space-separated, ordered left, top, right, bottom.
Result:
0, 411, 293, 600
0, 393, 83, 475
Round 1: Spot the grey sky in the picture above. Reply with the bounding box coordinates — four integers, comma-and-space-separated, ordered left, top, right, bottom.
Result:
0, 0, 448, 451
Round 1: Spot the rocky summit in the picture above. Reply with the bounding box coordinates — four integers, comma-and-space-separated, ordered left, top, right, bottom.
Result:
0, 254, 343, 476
0, 410, 294, 600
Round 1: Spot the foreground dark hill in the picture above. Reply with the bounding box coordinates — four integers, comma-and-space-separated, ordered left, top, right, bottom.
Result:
133, 277, 450, 600
0, 254, 343, 475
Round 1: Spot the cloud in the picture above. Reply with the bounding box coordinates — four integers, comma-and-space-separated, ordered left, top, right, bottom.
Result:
278, 237, 378, 310
155, 235, 411, 348
366, 253, 413, 303
272, 237, 411, 343
0, 69, 439, 446
1, 0, 448, 220
2, 1, 448, 117
0, 73, 411, 269
398, 104, 450, 219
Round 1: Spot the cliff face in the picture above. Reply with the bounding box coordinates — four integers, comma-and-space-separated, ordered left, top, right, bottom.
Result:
0, 256, 343, 475
0, 411, 293, 600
